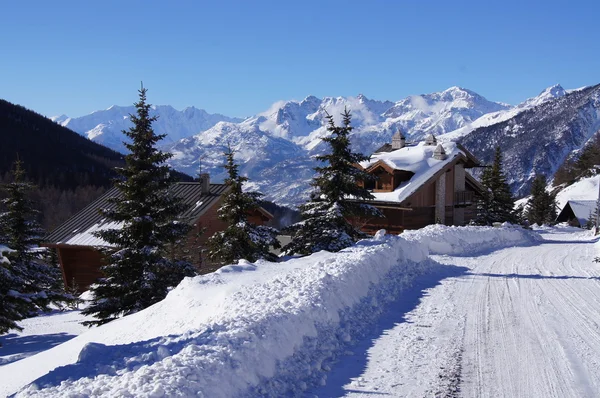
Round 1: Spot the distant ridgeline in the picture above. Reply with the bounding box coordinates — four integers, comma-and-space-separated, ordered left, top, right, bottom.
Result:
0, 99, 192, 230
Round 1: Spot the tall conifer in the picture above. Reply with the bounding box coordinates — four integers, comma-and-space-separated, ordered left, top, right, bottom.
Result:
525, 174, 557, 225
283, 109, 380, 255
207, 147, 280, 264
475, 147, 518, 225
0, 159, 67, 335
82, 86, 196, 326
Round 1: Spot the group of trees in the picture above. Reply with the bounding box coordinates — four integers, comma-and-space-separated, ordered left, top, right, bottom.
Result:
475, 147, 557, 226
554, 133, 600, 187
82, 91, 378, 325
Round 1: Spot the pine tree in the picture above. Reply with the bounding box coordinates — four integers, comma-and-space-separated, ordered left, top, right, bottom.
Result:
0, 159, 68, 336
525, 174, 557, 225
207, 147, 280, 264
475, 147, 518, 225
82, 86, 196, 326
283, 108, 381, 255
0, 246, 28, 335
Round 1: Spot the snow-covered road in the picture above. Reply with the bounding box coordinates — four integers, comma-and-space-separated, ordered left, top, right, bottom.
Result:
314, 227, 600, 397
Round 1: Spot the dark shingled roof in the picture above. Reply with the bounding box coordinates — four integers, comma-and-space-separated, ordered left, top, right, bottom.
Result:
43, 182, 228, 246
373, 143, 393, 153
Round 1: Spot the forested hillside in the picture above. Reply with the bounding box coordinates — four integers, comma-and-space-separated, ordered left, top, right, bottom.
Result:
0, 100, 115, 230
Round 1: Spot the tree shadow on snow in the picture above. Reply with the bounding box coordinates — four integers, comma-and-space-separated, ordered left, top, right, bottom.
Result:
0, 333, 76, 366
309, 261, 469, 397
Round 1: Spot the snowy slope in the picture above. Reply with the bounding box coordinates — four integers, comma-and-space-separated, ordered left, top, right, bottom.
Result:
1, 226, 541, 397
555, 174, 600, 210
54, 105, 243, 154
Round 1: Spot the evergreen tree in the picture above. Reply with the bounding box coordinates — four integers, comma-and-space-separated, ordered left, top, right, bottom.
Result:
0, 159, 67, 336
475, 147, 518, 225
82, 86, 196, 326
0, 244, 28, 335
525, 174, 557, 225
207, 147, 280, 264
283, 109, 381, 255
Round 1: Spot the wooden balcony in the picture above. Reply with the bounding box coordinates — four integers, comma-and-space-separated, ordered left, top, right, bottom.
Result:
454, 190, 474, 207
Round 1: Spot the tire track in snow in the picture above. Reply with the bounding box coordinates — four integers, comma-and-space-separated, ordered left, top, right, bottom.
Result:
443, 230, 600, 398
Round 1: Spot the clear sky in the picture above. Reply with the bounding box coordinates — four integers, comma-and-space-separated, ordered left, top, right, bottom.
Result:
1, 0, 599, 118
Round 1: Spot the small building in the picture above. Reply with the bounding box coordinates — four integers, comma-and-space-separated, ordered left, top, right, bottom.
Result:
354, 134, 484, 234
42, 175, 273, 292
555, 200, 597, 227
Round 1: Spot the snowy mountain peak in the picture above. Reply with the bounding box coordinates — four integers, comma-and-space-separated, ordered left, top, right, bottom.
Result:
58, 105, 243, 154
50, 114, 69, 124
520, 84, 567, 109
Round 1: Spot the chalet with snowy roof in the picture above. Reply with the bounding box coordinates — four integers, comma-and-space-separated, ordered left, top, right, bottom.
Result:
354, 132, 484, 234
555, 200, 597, 228
42, 175, 273, 292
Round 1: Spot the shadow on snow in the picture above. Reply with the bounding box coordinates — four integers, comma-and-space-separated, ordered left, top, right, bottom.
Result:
308, 261, 469, 397
0, 333, 76, 366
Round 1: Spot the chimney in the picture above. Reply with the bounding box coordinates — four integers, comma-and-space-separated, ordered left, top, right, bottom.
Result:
391, 129, 406, 150
200, 173, 210, 195
425, 134, 437, 146
433, 144, 447, 160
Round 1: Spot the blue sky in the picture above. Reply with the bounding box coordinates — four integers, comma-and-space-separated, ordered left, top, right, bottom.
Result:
1, 0, 598, 118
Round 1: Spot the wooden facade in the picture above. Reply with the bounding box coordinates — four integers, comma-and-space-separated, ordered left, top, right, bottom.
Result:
355, 148, 484, 235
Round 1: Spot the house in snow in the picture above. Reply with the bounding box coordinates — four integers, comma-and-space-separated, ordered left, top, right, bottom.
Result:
353, 132, 484, 234
555, 200, 597, 228
42, 175, 273, 292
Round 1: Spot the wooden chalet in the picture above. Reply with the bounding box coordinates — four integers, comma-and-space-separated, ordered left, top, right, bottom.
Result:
42, 174, 273, 292
353, 132, 485, 234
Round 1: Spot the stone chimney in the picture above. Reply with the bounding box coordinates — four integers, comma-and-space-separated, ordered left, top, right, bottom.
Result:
391, 130, 406, 150
425, 134, 437, 146
433, 144, 447, 160
200, 173, 210, 195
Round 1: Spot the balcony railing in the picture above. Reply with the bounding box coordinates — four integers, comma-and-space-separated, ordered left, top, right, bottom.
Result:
454, 191, 474, 207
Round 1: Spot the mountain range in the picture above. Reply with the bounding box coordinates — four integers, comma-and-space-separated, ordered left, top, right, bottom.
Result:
52, 106, 243, 154
51, 84, 598, 207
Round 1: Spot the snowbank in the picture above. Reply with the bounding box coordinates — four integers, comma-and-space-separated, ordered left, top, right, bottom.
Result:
5, 226, 540, 397
402, 224, 542, 256
555, 175, 600, 210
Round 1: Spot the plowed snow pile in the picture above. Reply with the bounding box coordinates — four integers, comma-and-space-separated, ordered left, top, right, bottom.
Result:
1, 226, 540, 397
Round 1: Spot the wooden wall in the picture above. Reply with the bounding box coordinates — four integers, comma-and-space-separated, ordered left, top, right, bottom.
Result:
57, 246, 104, 292
55, 200, 274, 291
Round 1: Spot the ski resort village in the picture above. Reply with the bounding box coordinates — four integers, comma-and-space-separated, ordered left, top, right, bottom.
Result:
3, 2, 600, 397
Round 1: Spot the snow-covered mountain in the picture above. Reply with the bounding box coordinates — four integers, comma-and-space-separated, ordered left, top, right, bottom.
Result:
52, 105, 243, 154
460, 84, 600, 197
440, 84, 568, 141
165, 87, 509, 206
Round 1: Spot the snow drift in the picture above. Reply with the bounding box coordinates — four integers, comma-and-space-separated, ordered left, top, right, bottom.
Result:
402, 224, 542, 256
6, 226, 541, 397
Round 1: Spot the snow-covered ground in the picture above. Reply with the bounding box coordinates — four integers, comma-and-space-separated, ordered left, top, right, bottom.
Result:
1, 225, 599, 397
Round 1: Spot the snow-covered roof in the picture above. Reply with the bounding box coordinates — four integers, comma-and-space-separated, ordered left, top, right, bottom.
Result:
561, 200, 597, 226
359, 141, 464, 203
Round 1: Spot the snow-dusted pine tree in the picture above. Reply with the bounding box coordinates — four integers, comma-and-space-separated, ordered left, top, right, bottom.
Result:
525, 174, 557, 225
207, 147, 280, 264
0, 159, 68, 335
0, 246, 28, 336
283, 109, 381, 255
82, 86, 196, 326
475, 147, 518, 225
